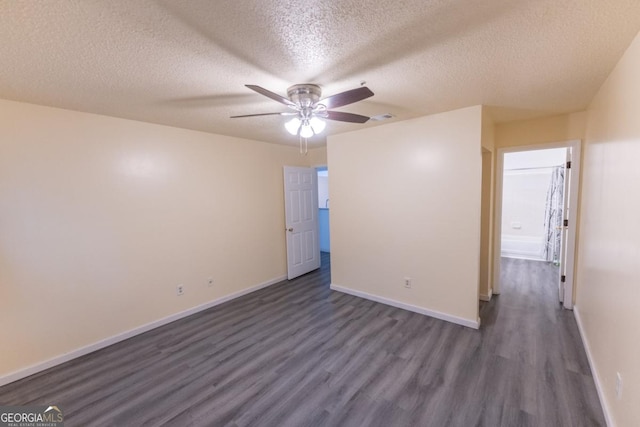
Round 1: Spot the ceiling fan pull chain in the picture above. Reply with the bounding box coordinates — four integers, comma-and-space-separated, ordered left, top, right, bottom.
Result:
298, 135, 308, 155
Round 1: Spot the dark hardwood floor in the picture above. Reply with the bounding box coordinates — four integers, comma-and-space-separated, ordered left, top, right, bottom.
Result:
0, 253, 604, 426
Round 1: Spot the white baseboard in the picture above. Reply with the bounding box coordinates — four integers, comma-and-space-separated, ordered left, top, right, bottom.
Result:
500, 254, 546, 261
330, 284, 480, 329
0, 275, 287, 387
574, 306, 614, 427
479, 289, 493, 302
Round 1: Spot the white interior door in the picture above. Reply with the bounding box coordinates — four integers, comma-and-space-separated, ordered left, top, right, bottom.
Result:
284, 166, 320, 279
558, 145, 580, 309
558, 149, 571, 304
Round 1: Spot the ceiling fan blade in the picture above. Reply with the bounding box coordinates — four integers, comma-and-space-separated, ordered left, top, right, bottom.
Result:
230, 112, 296, 118
325, 111, 370, 123
245, 85, 296, 107
319, 87, 374, 109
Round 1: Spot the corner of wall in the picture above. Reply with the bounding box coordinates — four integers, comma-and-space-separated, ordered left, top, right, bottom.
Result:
329, 106, 483, 326
481, 106, 496, 152
306, 145, 328, 167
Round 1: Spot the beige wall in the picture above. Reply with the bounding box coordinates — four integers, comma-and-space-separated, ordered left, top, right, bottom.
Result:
0, 99, 310, 378
495, 111, 587, 148
481, 107, 495, 151
306, 146, 328, 167
576, 32, 640, 427
328, 106, 482, 325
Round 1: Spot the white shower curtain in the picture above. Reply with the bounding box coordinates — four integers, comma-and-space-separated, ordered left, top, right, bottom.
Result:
542, 166, 564, 263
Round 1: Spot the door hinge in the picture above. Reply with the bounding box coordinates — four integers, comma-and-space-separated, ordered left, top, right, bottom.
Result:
566, 161, 572, 169
563, 219, 569, 227
561, 275, 566, 283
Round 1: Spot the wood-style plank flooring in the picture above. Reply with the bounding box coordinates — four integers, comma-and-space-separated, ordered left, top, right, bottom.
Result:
0, 254, 605, 426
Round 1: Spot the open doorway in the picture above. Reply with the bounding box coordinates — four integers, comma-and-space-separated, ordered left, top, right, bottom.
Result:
493, 140, 580, 309
316, 167, 330, 258
501, 148, 567, 262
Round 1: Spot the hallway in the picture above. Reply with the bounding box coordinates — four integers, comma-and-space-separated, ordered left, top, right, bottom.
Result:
477, 257, 604, 425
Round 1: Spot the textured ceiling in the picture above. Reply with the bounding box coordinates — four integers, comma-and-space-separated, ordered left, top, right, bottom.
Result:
1, 0, 640, 146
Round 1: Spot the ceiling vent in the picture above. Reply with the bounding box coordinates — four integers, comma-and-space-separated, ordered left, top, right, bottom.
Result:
370, 113, 395, 121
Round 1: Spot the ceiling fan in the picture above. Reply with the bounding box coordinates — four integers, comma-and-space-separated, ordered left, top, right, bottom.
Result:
230, 84, 374, 140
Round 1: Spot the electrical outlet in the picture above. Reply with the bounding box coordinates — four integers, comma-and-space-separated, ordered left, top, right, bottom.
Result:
207, 277, 214, 287
615, 372, 623, 399
176, 284, 184, 296
404, 277, 412, 288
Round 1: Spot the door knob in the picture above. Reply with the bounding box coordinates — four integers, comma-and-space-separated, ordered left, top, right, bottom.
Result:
287, 228, 293, 232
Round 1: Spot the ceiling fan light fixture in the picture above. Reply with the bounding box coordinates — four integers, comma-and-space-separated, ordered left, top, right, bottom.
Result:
299, 123, 314, 138
309, 117, 326, 134
285, 117, 301, 135
235, 84, 375, 148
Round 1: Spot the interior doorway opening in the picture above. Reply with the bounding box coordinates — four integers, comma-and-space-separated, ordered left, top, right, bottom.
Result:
493, 140, 581, 309
316, 167, 330, 257
501, 148, 567, 262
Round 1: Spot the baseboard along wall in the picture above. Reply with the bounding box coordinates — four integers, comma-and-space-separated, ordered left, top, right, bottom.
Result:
330, 284, 480, 329
479, 289, 493, 302
0, 275, 287, 387
574, 306, 614, 427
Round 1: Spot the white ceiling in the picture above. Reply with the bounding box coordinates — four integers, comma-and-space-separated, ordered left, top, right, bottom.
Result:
1, 0, 640, 146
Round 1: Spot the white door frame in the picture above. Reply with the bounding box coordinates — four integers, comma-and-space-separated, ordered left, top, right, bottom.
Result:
492, 139, 581, 309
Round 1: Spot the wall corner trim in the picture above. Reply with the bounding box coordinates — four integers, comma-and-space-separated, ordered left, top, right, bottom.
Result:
574, 306, 615, 427
479, 289, 493, 302
330, 283, 480, 329
0, 274, 287, 388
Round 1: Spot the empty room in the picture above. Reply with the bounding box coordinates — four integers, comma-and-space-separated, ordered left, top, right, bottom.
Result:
1, 1, 639, 426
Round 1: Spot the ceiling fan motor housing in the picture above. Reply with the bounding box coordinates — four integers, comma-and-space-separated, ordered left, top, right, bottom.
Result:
287, 84, 322, 108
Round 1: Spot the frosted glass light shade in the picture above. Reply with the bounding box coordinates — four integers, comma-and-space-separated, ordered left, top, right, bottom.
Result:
309, 117, 326, 134
300, 124, 314, 138
285, 117, 301, 135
